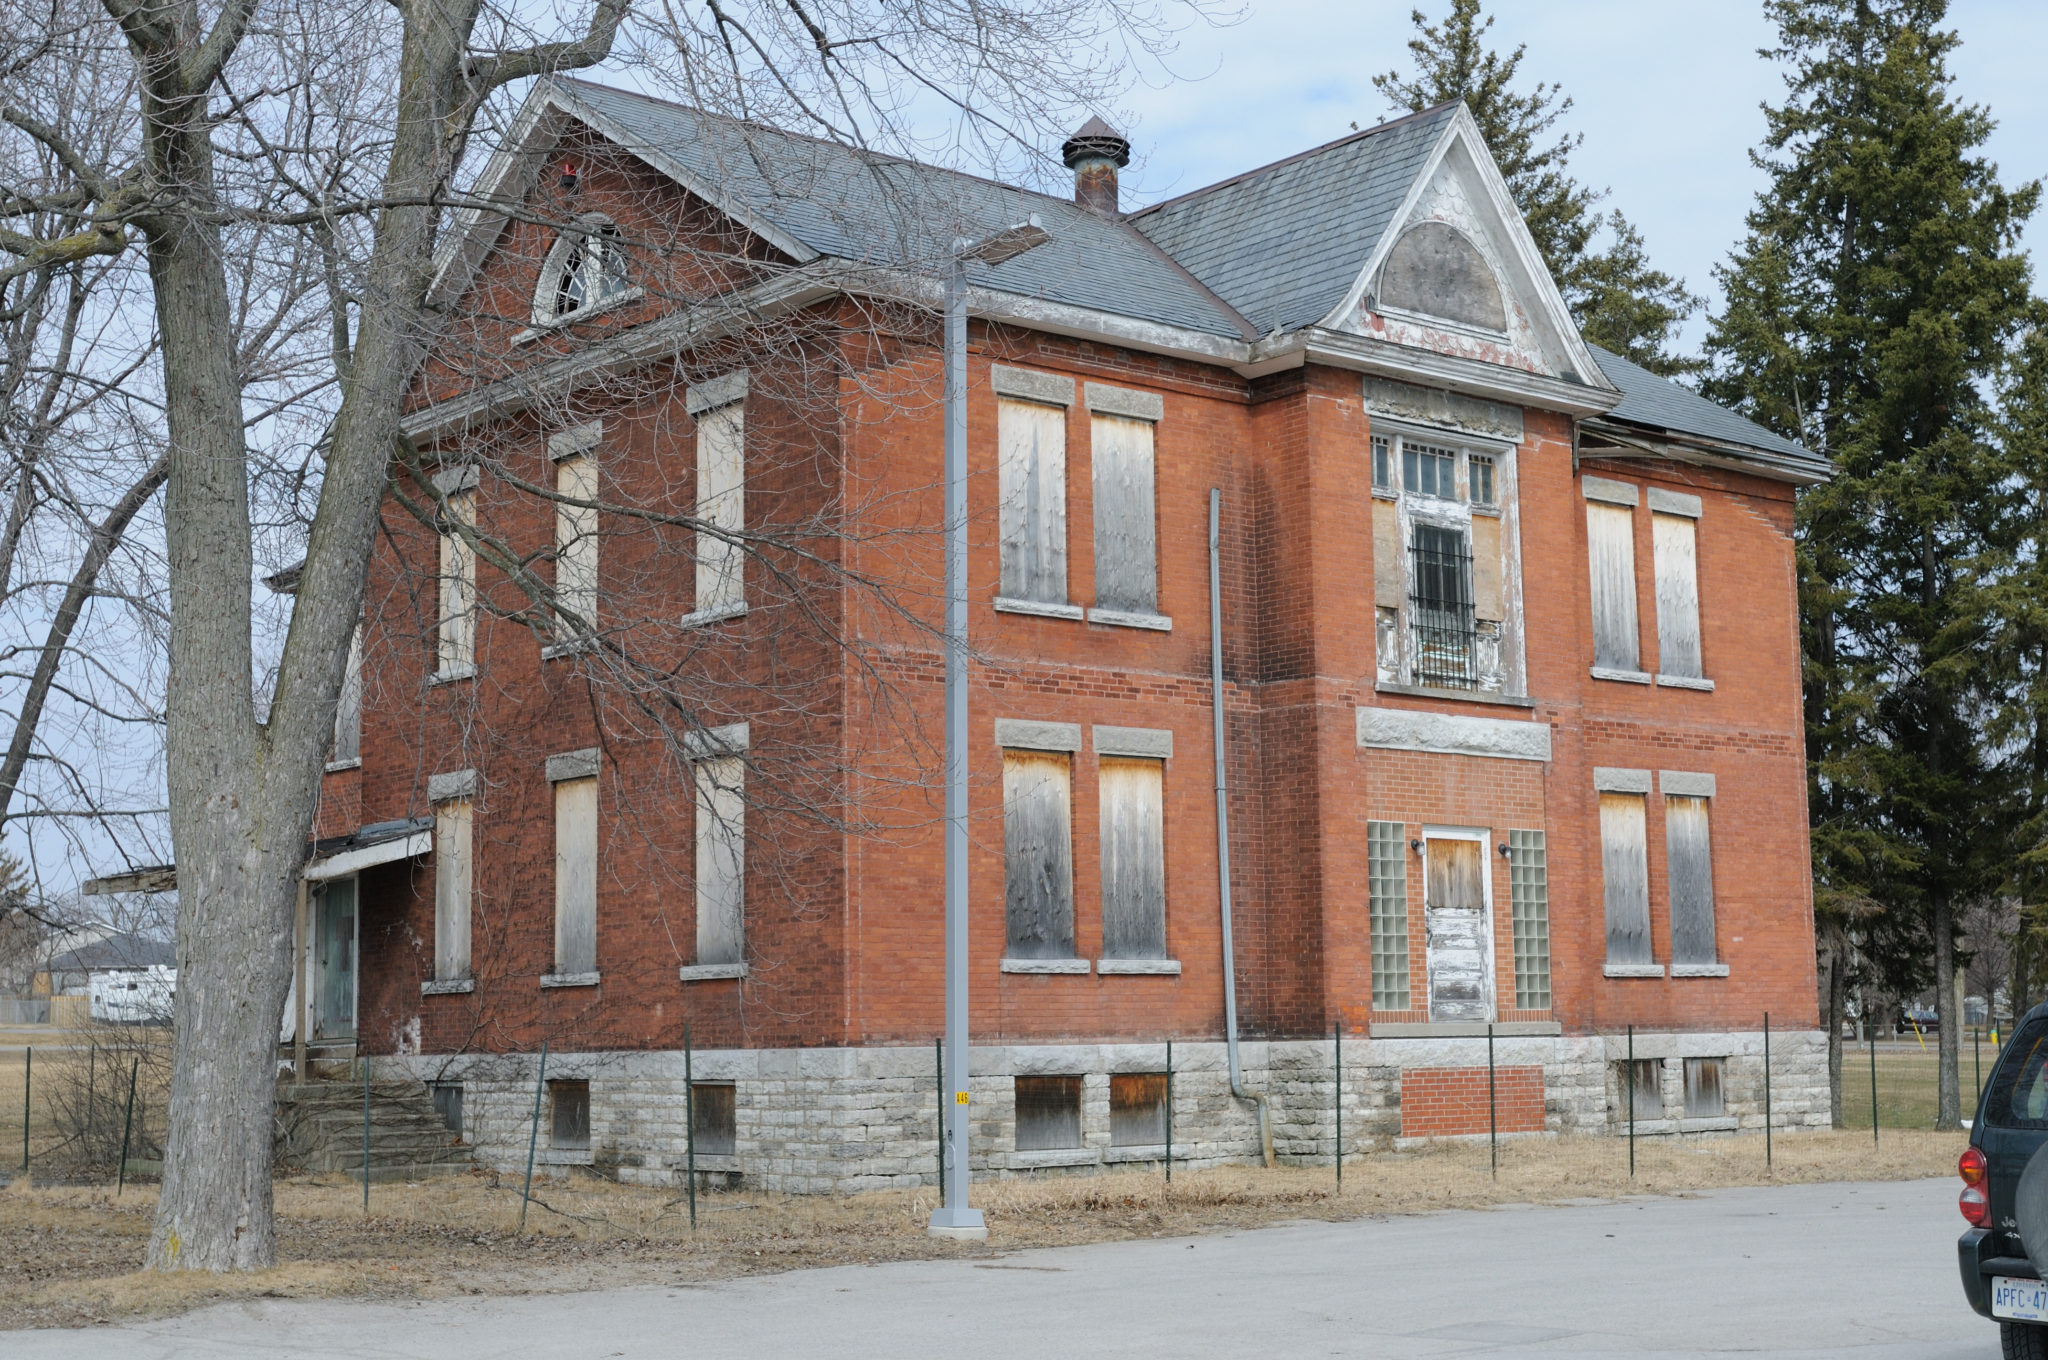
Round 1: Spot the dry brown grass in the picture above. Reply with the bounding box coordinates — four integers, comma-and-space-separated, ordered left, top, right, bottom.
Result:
0, 1127, 1964, 1331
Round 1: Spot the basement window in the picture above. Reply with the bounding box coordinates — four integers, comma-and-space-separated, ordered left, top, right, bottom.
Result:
1618, 1059, 1662, 1122
1110, 1073, 1168, 1147
691, 1082, 736, 1155
430, 1082, 464, 1137
1014, 1075, 1083, 1151
1683, 1058, 1725, 1119
550, 1079, 591, 1151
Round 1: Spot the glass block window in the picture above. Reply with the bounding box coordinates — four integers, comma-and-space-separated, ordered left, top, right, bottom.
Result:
1402, 441, 1459, 500
1508, 828, 1551, 1010
1367, 820, 1409, 1009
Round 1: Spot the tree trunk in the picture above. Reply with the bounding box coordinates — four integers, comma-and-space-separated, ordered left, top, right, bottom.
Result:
1825, 926, 1846, 1127
1935, 896, 1961, 1130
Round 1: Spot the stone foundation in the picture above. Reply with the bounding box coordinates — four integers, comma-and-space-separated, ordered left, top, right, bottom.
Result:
380, 1029, 1829, 1194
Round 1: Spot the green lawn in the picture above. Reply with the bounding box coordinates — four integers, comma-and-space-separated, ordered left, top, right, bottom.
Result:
1837, 1037, 2002, 1129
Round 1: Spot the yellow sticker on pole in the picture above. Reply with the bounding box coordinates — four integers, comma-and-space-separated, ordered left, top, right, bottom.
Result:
956, 1091, 971, 1105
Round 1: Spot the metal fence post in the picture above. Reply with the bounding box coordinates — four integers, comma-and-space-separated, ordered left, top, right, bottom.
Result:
519, 1042, 548, 1233
1627, 1025, 1635, 1178
685, 1023, 697, 1230
935, 1037, 945, 1190
361, 1055, 372, 1213
21, 1045, 29, 1173
1870, 1027, 1880, 1147
116, 1057, 137, 1195
1333, 1021, 1341, 1187
1975, 1026, 1983, 1108
1763, 1011, 1772, 1171
1165, 1039, 1173, 1186
1488, 1023, 1497, 1179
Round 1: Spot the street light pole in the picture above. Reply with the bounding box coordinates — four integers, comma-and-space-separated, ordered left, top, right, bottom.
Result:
928, 216, 1047, 1241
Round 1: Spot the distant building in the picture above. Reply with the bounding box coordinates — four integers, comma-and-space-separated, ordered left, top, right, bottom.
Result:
39, 929, 175, 997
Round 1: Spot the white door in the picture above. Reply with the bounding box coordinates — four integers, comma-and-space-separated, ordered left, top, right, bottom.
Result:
313, 877, 358, 1041
1425, 836, 1491, 1023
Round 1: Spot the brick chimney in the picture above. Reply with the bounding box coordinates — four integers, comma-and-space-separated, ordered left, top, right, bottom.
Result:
1062, 116, 1130, 216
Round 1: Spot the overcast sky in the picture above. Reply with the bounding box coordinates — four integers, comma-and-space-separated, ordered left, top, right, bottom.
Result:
1111, 0, 2048, 353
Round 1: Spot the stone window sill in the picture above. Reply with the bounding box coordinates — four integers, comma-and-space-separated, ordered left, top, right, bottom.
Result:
1680, 1115, 1739, 1133
1603, 963, 1666, 979
1000, 958, 1090, 974
678, 962, 747, 982
1616, 1117, 1679, 1136
1656, 674, 1715, 692
1102, 1144, 1169, 1164
1096, 958, 1181, 975
993, 596, 1084, 622
421, 978, 475, 996
542, 637, 596, 661
324, 758, 362, 774
537, 1147, 594, 1165
1371, 1020, 1561, 1038
1086, 608, 1172, 632
1010, 1148, 1098, 1169
512, 287, 644, 345
427, 664, 477, 688
1373, 681, 1533, 709
681, 599, 747, 630
541, 971, 601, 989
1590, 666, 1653, 685
1670, 963, 1730, 978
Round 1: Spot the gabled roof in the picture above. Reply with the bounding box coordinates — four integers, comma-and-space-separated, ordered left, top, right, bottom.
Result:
1128, 105, 1459, 336
47, 930, 174, 973
1588, 345, 1825, 476
460, 79, 1253, 340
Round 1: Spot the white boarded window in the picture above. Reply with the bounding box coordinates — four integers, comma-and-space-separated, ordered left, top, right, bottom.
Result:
997, 399, 1068, 604
433, 796, 472, 982
1098, 757, 1165, 960
1586, 500, 1639, 672
1666, 794, 1717, 965
694, 755, 745, 966
1600, 792, 1651, 964
1367, 820, 1409, 1010
1003, 749, 1074, 958
438, 489, 476, 674
1652, 512, 1702, 679
1092, 414, 1156, 614
695, 400, 745, 614
1014, 1074, 1082, 1150
1683, 1057, 1725, 1117
1508, 828, 1550, 1010
555, 453, 599, 637
331, 626, 362, 765
553, 777, 598, 975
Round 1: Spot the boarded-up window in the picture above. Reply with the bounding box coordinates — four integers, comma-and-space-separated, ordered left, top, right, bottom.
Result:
550, 1079, 590, 1149
331, 626, 362, 764
997, 398, 1067, 603
555, 452, 599, 635
1619, 1059, 1662, 1121
1600, 792, 1651, 965
1508, 828, 1551, 1010
431, 1082, 464, 1136
1666, 794, 1717, 965
1092, 414, 1156, 614
694, 755, 745, 966
1110, 1072, 1167, 1147
1471, 515, 1503, 623
691, 1082, 737, 1154
1367, 820, 1410, 1010
433, 796, 473, 981
695, 400, 745, 613
438, 489, 476, 673
1683, 1058, 1724, 1118
1098, 757, 1165, 960
1652, 512, 1702, 678
554, 777, 598, 974
1586, 501, 1639, 671
1003, 750, 1074, 959
1014, 1074, 1082, 1150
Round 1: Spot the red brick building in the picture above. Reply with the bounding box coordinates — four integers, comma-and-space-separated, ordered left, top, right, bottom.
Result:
295, 80, 1831, 1188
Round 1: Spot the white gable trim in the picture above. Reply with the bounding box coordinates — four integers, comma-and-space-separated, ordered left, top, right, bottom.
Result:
1316, 105, 1613, 396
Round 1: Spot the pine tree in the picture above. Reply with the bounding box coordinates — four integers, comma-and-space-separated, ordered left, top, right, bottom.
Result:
1373, 0, 1702, 375
1704, 0, 2039, 1130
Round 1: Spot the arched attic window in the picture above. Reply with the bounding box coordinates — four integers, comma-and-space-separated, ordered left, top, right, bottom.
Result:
1377, 221, 1507, 333
534, 216, 631, 326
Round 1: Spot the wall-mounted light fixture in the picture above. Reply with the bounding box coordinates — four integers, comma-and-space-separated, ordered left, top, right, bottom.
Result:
1409, 838, 1422, 854
1498, 842, 1511, 859
558, 160, 579, 191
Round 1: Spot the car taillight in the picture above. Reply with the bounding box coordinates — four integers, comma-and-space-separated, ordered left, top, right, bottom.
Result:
1962, 1185, 1990, 1227
1961, 1146, 1987, 1186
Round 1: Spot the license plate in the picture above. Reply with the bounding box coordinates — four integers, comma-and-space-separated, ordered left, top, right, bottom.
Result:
1994, 1276, 2048, 1322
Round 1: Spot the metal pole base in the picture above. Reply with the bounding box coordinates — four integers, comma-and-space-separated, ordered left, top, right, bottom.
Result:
927, 1206, 988, 1240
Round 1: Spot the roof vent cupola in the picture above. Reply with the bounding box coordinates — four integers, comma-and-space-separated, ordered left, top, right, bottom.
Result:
1062, 117, 1130, 216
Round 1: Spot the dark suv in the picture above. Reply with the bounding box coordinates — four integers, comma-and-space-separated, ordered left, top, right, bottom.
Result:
1962, 1005, 2048, 1357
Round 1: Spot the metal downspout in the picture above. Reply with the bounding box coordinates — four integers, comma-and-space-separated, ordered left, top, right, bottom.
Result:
1210, 488, 1274, 1167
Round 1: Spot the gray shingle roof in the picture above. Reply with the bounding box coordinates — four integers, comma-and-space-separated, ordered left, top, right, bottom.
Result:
557, 80, 1251, 339
1588, 345, 1822, 467
47, 931, 175, 973
1127, 105, 1458, 336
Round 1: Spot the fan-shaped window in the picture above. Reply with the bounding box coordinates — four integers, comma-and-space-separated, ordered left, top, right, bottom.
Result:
534, 219, 630, 326
1378, 222, 1506, 332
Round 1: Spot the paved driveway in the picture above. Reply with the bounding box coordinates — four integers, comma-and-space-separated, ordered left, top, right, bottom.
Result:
11, 1178, 1993, 1358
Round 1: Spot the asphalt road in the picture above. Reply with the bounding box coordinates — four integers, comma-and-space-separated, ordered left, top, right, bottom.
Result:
10, 1177, 1997, 1358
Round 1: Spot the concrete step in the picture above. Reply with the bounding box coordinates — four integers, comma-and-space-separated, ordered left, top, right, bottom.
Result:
275, 1077, 475, 1179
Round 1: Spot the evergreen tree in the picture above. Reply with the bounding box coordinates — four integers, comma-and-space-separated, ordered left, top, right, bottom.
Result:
1374, 0, 1702, 375
1704, 0, 2038, 1129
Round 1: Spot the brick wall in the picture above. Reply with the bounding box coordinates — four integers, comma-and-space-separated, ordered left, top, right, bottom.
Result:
1398, 1065, 1544, 1137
